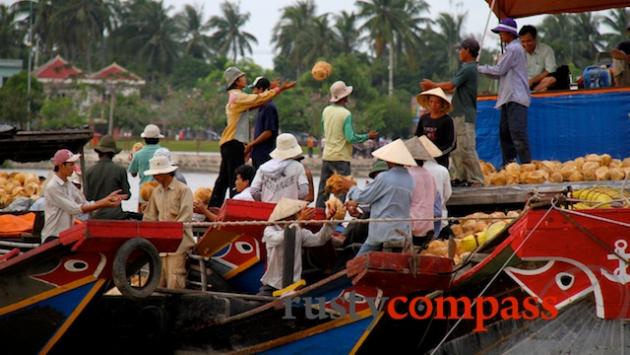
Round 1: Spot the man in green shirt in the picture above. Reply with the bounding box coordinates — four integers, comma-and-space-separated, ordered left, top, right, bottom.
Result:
86, 135, 131, 219
421, 38, 484, 187
315, 81, 378, 208
129, 124, 163, 209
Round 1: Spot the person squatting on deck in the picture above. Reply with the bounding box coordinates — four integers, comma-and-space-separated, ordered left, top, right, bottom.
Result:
250, 133, 309, 203
142, 155, 194, 289
478, 18, 532, 167
316, 80, 378, 208
209, 67, 295, 208
258, 198, 337, 296
42, 149, 127, 243
345, 139, 415, 256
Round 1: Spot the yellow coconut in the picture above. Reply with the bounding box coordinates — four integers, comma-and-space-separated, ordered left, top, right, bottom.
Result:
549, 171, 563, 183
622, 157, 630, 168
520, 163, 537, 172
311, 61, 332, 81
609, 159, 622, 169
524, 170, 547, 184
489, 171, 507, 186
599, 154, 612, 166
595, 166, 610, 181
140, 181, 160, 202
584, 153, 602, 165
193, 187, 213, 204
609, 168, 625, 181
451, 224, 464, 237
560, 163, 578, 180
568, 170, 584, 182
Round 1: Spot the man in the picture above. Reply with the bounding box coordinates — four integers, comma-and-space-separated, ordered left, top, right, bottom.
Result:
250, 133, 309, 203
209, 67, 295, 207
316, 81, 378, 208
418, 135, 452, 236
246, 77, 279, 170
611, 22, 630, 87
478, 18, 532, 167
421, 38, 483, 187
345, 139, 416, 256
42, 149, 126, 242
233, 164, 255, 201
518, 25, 558, 92
129, 124, 163, 186
143, 155, 194, 289
86, 135, 131, 220
306, 135, 315, 158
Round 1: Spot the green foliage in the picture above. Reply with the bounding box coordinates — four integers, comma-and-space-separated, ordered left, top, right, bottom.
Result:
113, 94, 153, 135
171, 56, 213, 89
40, 97, 84, 129
0, 71, 44, 127
362, 91, 415, 139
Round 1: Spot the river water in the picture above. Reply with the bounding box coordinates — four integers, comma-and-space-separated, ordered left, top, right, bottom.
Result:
2, 168, 368, 211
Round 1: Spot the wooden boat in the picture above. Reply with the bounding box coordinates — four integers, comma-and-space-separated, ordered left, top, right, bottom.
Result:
0, 220, 182, 354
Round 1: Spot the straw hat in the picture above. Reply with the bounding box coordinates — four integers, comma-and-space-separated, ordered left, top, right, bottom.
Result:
329, 81, 353, 103
144, 155, 177, 176
368, 160, 389, 178
312, 61, 332, 81
141, 124, 164, 139
268, 198, 307, 222
371, 139, 417, 167
269, 133, 303, 160
404, 137, 435, 162
416, 88, 452, 114
95, 135, 121, 154
418, 135, 443, 158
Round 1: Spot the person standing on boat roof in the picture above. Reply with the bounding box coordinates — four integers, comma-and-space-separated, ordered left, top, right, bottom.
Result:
142, 155, 194, 289
315, 80, 379, 208
41, 149, 126, 243
86, 135, 131, 220
208, 67, 295, 208
128, 124, 163, 210
250, 133, 309, 203
258, 198, 337, 296
478, 18, 532, 167
344, 139, 416, 257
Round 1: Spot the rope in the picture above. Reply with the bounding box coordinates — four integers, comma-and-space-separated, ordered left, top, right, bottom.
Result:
185, 215, 519, 228
429, 206, 554, 355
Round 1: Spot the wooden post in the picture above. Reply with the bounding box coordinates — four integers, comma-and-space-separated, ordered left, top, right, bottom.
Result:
282, 225, 297, 288
79, 145, 87, 192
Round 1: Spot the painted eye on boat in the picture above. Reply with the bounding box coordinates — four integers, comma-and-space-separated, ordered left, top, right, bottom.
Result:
64, 260, 88, 272
343, 292, 367, 304
555, 272, 575, 290
235, 242, 253, 254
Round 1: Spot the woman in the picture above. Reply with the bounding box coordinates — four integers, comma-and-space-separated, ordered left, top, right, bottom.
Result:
414, 88, 456, 169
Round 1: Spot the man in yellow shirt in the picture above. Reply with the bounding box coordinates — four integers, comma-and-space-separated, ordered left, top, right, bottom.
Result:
208, 67, 295, 207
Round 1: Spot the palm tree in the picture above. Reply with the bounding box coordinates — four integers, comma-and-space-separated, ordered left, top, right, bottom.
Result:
272, 0, 318, 78
0, 5, 23, 59
208, 1, 257, 62
539, 14, 574, 66
356, 0, 429, 95
602, 8, 629, 50
334, 11, 361, 54
175, 4, 212, 60
11, 0, 56, 67
434, 12, 466, 75
570, 13, 605, 68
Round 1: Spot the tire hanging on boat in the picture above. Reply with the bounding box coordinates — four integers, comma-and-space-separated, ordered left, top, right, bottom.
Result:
112, 237, 162, 300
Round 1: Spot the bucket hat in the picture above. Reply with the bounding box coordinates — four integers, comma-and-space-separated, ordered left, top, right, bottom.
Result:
368, 160, 389, 179
144, 155, 177, 176
269, 133, 303, 160
141, 124, 164, 139
224, 67, 245, 89
94, 135, 121, 154
329, 81, 353, 103
491, 18, 518, 36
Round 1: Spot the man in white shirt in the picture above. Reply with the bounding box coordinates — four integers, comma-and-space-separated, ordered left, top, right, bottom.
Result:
519, 25, 558, 92
42, 149, 127, 242
418, 136, 452, 233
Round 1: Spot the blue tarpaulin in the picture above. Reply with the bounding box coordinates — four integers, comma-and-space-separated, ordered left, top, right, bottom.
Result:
476, 89, 630, 168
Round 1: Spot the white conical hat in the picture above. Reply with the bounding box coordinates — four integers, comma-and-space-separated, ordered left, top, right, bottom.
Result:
418, 135, 443, 158
371, 139, 417, 167
404, 137, 435, 162
268, 198, 308, 222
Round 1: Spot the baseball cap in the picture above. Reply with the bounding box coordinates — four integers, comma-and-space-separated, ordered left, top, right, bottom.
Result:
52, 149, 81, 166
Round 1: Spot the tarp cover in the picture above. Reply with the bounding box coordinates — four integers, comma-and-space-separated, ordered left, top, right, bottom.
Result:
476, 89, 630, 168
485, 0, 629, 18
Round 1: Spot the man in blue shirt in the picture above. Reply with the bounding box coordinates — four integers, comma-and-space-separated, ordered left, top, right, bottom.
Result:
479, 18, 532, 167
246, 77, 279, 171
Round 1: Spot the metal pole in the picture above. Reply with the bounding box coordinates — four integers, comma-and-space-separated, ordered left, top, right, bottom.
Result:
282, 226, 297, 288
477, 0, 498, 62
26, 1, 33, 131
107, 85, 115, 136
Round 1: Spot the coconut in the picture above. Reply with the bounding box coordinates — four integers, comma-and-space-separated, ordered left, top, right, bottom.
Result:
560, 163, 578, 180
11, 172, 26, 186
140, 181, 159, 202
480, 161, 496, 176
193, 187, 213, 204
489, 171, 507, 186
574, 157, 585, 170
462, 219, 478, 233
549, 172, 563, 183
451, 224, 464, 237
595, 166, 610, 181
520, 163, 537, 172
504, 162, 520, 175
622, 157, 630, 168
609, 168, 625, 181
609, 159, 622, 169
524, 170, 547, 184
325, 173, 357, 195
507, 210, 520, 218
325, 194, 346, 220
599, 154, 612, 166
473, 221, 488, 233
24, 182, 40, 197
311, 61, 332, 81
568, 170, 584, 182
584, 154, 602, 165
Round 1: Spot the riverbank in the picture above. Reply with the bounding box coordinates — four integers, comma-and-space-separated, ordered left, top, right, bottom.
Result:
4, 149, 374, 177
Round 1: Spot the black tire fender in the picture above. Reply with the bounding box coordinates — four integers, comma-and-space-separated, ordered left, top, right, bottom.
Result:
112, 237, 161, 300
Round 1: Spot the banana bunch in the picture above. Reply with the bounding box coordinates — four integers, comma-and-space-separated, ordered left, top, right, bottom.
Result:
571, 186, 629, 209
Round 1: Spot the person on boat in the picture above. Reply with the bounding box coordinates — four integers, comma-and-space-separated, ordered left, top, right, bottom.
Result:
232, 164, 255, 201
295, 154, 315, 204
250, 133, 309, 203
129, 124, 163, 210
315, 80, 378, 208
404, 137, 439, 248
518, 25, 563, 93
611, 22, 630, 87
142, 155, 194, 289
246, 77, 279, 171
420, 38, 483, 187
258, 197, 337, 296
154, 147, 187, 185
344, 139, 416, 256
478, 18, 532, 168
41, 149, 126, 243
85, 135, 131, 220
414, 88, 456, 169
208, 67, 295, 208
418, 136, 452, 238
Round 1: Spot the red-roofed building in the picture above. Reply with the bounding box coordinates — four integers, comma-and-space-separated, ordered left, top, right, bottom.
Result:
34, 55, 82, 82
88, 63, 144, 84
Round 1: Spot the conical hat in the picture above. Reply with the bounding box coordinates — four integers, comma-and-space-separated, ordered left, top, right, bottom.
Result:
416, 87, 452, 114
371, 139, 417, 167
404, 137, 435, 162
418, 135, 443, 158
268, 198, 307, 222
